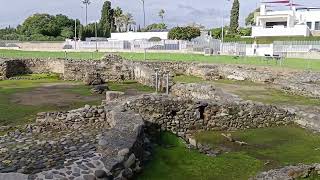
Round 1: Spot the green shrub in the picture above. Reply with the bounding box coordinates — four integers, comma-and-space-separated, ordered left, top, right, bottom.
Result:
148, 37, 162, 42
168, 26, 200, 41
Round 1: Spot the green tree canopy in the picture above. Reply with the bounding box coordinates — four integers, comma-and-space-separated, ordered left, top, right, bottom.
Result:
16, 13, 77, 40
99, 1, 114, 37
245, 8, 260, 26
230, 0, 240, 34
168, 26, 201, 41
142, 23, 167, 32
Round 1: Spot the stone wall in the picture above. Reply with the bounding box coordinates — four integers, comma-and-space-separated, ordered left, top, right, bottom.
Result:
0, 100, 146, 180
1, 55, 320, 98
125, 94, 295, 137
0, 60, 7, 80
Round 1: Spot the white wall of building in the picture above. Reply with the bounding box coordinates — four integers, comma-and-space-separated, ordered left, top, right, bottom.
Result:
109, 32, 169, 41
252, 5, 320, 37
252, 25, 310, 37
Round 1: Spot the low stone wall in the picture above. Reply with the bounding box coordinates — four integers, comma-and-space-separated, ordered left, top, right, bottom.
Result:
0, 101, 146, 180
171, 83, 241, 103
2, 55, 320, 98
125, 94, 294, 136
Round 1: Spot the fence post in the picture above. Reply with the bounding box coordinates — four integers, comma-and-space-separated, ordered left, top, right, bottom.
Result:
64, 51, 67, 60
144, 48, 147, 61
155, 68, 159, 93
166, 71, 169, 95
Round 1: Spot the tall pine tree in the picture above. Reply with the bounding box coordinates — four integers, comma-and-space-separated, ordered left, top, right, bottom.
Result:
99, 1, 114, 37
230, 0, 240, 35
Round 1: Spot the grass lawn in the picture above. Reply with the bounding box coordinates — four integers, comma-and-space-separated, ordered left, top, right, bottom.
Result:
0, 49, 105, 60
0, 49, 319, 71
108, 80, 154, 92
195, 126, 320, 171
137, 132, 262, 180
138, 127, 320, 180
173, 75, 320, 106
0, 75, 100, 127
118, 52, 320, 71
0, 74, 153, 128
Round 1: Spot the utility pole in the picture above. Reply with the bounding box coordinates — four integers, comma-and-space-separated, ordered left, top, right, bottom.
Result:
74, 19, 77, 50
95, 21, 98, 52
221, 0, 231, 54
141, 0, 146, 28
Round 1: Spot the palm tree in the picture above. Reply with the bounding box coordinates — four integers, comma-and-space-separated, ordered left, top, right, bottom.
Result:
121, 13, 136, 32
158, 9, 165, 23
114, 7, 123, 32
81, 0, 91, 25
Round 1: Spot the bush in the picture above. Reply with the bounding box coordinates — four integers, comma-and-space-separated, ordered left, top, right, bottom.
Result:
168, 26, 201, 41
148, 37, 162, 42
63, 44, 73, 49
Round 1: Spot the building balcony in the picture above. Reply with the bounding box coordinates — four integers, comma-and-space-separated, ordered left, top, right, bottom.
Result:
252, 25, 311, 37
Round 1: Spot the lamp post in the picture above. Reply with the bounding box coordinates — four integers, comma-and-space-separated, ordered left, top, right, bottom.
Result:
74, 19, 77, 50
221, 0, 231, 54
95, 21, 98, 52
140, 0, 146, 28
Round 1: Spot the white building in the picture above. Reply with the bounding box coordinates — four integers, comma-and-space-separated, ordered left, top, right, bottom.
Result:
252, 4, 320, 37
108, 31, 169, 41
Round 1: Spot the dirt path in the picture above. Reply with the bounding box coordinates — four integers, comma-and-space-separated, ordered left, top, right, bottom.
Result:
10, 84, 101, 107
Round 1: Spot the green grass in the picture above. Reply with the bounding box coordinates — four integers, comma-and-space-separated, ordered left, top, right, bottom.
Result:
119, 52, 320, 71
11, 73, 60, 80
0, 76, 154, 127
173, 75, 320, 106
195, 126, 320, 171
108, 80, 154, 93
139, 127, 320, 180
0, 49, 319, 71
0, 79, 100, 127
137, 132, 262, 180
0, 49, 105, 60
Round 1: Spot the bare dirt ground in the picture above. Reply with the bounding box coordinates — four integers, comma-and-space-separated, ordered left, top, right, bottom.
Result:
10, 84, 101, 107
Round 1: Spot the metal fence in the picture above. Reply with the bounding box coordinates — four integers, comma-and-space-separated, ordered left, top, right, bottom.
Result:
64, 38, 222, 53
274, 41, 320, 53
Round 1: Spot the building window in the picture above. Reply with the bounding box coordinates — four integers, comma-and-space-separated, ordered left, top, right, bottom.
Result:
307, 22, 312, 29
315, 22, 320, 30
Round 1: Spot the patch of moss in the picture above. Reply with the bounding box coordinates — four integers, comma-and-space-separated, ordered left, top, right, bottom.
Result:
137, 132, 262, 180
195, 126, 320, 171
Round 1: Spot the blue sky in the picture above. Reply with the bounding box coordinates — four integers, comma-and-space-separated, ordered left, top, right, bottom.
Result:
0, 0, 318, 29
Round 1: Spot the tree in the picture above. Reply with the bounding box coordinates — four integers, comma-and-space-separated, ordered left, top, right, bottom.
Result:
168, 26, 201, 41
158, 9, 165, 23
238, 27, 251, 36
80, 23, 95, 40
113, 7, 123, 32
99, 1, 113, 37
230, 0, 240, 34
81, 0, 91, 25
121, 13, 136, 32
142, 23, 167, 32
245, 8, 260, 26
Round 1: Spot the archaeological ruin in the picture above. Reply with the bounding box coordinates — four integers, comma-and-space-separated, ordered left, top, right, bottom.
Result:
1, 54, 320, 180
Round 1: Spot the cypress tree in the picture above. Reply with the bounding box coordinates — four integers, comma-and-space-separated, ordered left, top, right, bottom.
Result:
230, 0, 240, 35
99, 1, 113, 37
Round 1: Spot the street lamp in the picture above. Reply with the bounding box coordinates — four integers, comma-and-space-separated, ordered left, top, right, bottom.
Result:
74, 19, 77, 50
140, 0, 146, 28
95, 21, 98, 52
221, 0, 231, 54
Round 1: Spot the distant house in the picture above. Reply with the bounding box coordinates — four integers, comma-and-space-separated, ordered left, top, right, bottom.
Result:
252, 3, 320, 37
